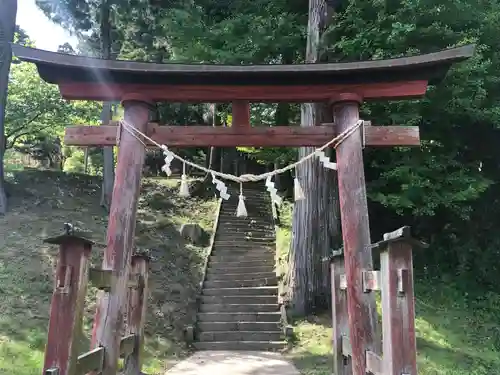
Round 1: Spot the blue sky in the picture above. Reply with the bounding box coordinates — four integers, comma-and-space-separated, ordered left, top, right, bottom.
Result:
17, 0, 77, 51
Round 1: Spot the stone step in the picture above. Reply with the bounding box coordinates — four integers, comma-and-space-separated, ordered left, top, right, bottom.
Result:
205, 272, 277, 282
197, 312, 281, 323
216, 225, 274, 232
204, 278, 277, 288
220, 207, 271, 212
214, 240, 275, 246
218, 217, 273, 223
214, 240, 275, 245
211, 248, 275, 255
210, 249, 275, 256
209, 255, 275, 263
197, 321, 281, 332
200, 303, 279, 313
198, 331, 282, 342
200, 295, 277, 305
216, 233, 275, 238
202, 286, 278, 296
212, 247, 275, 253
217, 225, 274, 231
209, 260, 275, 269
206, 265, 275, 275
193, 341, 285, 351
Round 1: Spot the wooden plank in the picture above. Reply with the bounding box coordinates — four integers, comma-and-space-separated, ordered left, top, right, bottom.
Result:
362, 270, 381, 292
90, 98, 150, 375
333, 100, 381, 375
89, 268, 112, 291
365, 351, 383, 375
331, 257, 352, 375
75, 347, 105, 375
124, 254, 150, 375
373, 225, 429, 251
64, 124, 420, 147
120, 334, 136, 357
58, 81, 429, 102
341, 335, 352, 357
380, 228, 418, 375
42, 232, 92, 375
232, 101, 251, 128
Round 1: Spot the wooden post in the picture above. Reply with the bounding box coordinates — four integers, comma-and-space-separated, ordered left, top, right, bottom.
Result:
332, 96, 380, 375
91, 95, 151, 375
232, 100, 251, 128
42, 227, 93, 375
331, 253, 352, 375
379, 227, 419, 375
124, 253, 150, 375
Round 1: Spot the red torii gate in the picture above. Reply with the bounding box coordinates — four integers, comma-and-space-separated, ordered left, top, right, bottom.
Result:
12, 43, 473, 375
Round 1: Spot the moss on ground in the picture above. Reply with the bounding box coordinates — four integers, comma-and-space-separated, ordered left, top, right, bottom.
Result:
0, 169, 217, 375
277, 201, 500, 375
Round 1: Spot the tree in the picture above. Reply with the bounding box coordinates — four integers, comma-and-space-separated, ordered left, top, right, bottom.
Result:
36, 0, 117, 210
0, 0, 18, 215
5, 61, 100, 154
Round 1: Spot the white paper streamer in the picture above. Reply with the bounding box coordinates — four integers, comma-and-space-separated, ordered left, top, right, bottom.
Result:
316, 150, 337, 170
212, 173, 230, 200
294, 177, 305, 201
161, 145, 175, 176
265, 176, 282, 206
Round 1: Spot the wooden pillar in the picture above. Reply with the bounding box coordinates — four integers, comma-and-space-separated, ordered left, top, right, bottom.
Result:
380, 227, 418, 375
232, 100, 251, 128
331, 253, 352, 375
124, 253, 150, 375
332, 95, 380, 375
91, 95, 151, 375
42, 228, 93, 375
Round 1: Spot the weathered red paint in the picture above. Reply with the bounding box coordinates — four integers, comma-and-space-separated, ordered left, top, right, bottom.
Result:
43, 238, 92, 375
232, 101, 251, 128
333, 99, 380, 375
124, 255, 150, 375
91, 97, 151, 375
331, 256, 353, 375
380, 237, 418, 375
64, 124, 421, 148
57, 80, 429, 102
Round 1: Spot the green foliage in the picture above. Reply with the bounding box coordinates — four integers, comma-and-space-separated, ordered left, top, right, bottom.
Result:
31, 0, 500, 298
5, 62, 100, 152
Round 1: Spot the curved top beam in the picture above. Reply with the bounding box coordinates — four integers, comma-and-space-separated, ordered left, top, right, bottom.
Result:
13, 44, 474, 83
11, 44, 474, 102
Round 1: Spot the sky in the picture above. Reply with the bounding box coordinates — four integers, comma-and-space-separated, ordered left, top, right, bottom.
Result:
16, 0, 77, 51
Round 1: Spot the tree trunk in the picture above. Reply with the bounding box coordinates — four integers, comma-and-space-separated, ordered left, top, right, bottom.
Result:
0, 0, 18, 215
100, 0, 115, 210
288, 0, 341, 316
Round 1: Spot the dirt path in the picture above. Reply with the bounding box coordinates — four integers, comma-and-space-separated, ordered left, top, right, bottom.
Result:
164, 351, 301, 375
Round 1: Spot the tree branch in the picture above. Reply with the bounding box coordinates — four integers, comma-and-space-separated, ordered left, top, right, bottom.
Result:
5, 111, 45, 138
6, 123, 54, 149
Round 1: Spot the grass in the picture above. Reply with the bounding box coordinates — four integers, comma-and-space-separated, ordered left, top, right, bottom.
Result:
0, 169, 217, 375
277, 202, 500, 375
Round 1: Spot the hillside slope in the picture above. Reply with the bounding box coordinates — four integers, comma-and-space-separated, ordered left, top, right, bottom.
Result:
276, 203, 500, 375
0, 169, 217, 375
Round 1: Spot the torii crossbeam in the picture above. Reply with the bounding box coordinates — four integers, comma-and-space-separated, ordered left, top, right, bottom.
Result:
11, 43, 474, 375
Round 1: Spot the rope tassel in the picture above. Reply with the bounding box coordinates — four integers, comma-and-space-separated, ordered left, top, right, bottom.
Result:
236, 183, 248, 217
179, 162, 190, 197
294, 177, 305, 201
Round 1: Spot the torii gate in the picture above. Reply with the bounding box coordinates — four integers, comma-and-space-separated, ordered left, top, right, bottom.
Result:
12, 43, 473, 375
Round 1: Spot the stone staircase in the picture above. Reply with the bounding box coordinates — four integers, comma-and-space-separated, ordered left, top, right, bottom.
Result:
193, 184, 285, 351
